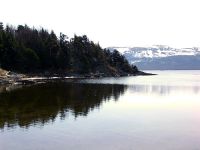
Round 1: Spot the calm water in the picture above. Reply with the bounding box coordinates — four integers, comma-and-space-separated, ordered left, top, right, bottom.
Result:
1, 70, 200, 150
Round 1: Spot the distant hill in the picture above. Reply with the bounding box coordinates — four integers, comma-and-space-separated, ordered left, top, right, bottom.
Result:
108, 45, 200, 70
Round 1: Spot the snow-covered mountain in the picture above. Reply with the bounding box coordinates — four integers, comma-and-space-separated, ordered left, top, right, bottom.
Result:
107, 45, 200, 70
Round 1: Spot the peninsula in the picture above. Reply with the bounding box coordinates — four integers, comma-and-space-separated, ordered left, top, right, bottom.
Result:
0, 23, 153, 85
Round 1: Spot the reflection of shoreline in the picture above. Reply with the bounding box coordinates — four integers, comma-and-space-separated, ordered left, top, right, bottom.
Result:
128, 84, 200, 96
0, 84, 30, 93
0, 83, 127, 130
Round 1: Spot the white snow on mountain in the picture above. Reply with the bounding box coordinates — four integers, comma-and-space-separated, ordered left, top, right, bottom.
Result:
107, 45, 200, 70
123, 46, 200, 58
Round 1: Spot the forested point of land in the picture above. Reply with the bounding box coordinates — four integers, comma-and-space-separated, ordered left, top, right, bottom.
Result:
0, 22, 138, 76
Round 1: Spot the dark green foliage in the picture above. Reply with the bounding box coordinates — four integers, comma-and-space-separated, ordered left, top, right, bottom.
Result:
19, 47, 40, 71
0, 23, 138, 75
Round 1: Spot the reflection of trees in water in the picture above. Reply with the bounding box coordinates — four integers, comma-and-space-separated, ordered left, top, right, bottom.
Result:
0, 83, 127, 129
128, 84, 200, 96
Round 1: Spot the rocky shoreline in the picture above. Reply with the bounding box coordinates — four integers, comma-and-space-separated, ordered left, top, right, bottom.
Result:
0, 68, 156, 86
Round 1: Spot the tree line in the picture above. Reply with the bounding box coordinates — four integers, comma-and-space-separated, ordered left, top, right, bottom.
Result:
0, 22, 138, 75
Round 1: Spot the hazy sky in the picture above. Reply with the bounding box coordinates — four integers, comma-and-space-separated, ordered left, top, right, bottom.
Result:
1, 0, 200, 48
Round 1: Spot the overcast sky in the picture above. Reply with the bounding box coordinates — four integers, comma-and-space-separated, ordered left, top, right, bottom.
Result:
1, 0, 200, 48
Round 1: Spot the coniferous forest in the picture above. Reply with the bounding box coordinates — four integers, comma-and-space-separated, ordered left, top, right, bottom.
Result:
0, 22, 138, 76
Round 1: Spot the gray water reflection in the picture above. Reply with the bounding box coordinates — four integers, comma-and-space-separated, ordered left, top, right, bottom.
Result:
0, 83, 127, 129
128, 84, 200, 95
1, 71, 200, 150
1, 81, 200, 130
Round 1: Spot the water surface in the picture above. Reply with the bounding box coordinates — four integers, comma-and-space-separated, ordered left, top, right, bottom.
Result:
1, 70, 200, 150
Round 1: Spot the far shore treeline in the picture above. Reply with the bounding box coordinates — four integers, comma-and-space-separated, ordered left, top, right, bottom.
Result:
0, 22, 138, 76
